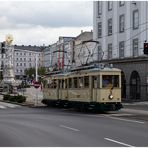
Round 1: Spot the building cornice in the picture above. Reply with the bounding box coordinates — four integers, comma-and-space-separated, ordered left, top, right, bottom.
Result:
101, 56, 148, 64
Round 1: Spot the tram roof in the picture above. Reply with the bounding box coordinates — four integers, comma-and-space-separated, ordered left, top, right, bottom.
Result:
45, 63, 121, 77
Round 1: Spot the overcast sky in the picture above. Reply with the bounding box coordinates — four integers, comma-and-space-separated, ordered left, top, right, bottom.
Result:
0, 1, 93, 46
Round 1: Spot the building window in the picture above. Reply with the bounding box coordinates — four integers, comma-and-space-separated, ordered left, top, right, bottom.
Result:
133, 9, 139, 29
108, 1, 113, 11
20, 58, 22, 61
20, 63, 22, 66
119, 14, 125, 33
133, 38, 138, 57
29, 63, 32, 67
24, 63, 26, 66
17, 63, 19, 66
24, 58, 26, 61
98, 22, 102, 38
20, 53, 22, 56
108, 43, 112, 59
98, 1, 102, 15
119, 1, 125, 7
119, 41, 124, 58
108, 18, 112, 36
24, 52, 26, 55
29, 58, 31, 61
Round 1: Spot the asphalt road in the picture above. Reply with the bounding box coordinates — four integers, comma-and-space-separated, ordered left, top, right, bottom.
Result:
0, 103, 148, 147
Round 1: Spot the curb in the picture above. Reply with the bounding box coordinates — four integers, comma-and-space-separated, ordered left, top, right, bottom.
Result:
0, 100, 46, 108
0, 100, 34, 107
121, 108, 148, 115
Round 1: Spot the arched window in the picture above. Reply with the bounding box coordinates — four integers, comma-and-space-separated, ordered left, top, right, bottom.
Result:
130, 71, 141, 100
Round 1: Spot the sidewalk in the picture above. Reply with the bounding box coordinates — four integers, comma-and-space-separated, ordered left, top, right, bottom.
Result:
0, 86, 45, 107
121, 101, 148, 115
0, 89, 148, 114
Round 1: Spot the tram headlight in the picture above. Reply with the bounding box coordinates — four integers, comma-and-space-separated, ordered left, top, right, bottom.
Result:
108, 94, 114, 100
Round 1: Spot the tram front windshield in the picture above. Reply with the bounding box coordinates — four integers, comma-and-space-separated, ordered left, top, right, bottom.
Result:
102, 75, 119, 88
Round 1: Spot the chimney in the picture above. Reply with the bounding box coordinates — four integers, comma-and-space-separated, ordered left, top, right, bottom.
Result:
81, 30, 83, 34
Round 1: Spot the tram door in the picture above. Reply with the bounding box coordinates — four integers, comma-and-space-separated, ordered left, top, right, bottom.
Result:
92, 76, 99, 102
59, 79, 64, 99
64, 79, 68, 100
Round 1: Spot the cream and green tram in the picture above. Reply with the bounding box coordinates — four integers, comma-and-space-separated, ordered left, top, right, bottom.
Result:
42, 66, 123, 111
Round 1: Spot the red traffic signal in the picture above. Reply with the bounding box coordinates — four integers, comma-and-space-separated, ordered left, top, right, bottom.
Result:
144, 43, 148, 55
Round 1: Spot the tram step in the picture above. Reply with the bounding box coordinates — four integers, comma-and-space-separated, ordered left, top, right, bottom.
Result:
88, 107, 94, 110
89, 104, 95, 106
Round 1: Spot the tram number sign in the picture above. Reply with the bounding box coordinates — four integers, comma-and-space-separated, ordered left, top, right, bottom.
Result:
34, 81, 40, 89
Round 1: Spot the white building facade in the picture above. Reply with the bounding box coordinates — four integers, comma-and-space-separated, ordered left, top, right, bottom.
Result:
14, 45, 44, 79
44, 43, 57, 71
44, 37, 75, 72
93, 1, 148, 101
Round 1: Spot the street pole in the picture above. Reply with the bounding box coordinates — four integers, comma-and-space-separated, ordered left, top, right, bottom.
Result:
35, 53, 38, 106
35, 53, 38, 82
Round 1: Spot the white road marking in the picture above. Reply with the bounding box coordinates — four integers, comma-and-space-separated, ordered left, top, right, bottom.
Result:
110, 113, 132, 116
0, 102, 20, 108
104, 115, 145, 124
60, 125, 80, 132
0, 105, 6, 109
104, 138, 134, 147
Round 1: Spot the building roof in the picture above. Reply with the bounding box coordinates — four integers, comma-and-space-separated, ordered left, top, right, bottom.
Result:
14, 45, 46, 52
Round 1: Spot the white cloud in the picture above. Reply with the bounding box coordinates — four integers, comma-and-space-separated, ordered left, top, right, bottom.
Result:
0, 26, 92, 46
0, 1, 93, 45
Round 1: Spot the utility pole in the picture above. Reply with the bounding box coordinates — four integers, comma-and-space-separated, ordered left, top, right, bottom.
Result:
35, 53, 38, 106
35, 53, 38, 82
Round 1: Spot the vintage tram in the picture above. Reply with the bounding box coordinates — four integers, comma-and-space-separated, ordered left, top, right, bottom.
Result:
42, 63, 123, 111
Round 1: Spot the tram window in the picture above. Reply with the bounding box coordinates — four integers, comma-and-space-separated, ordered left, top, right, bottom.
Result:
84, 76, 89, 88
93, 76, 100, 88
64, 79, 67, 89
62, 79, 64, 89
102, 75, 119, 88
52, 80, 57, 88
78, 77, 84, 88
73, 77, 78, 88
47, 79, 51, 88
59, 80, 61, 88
59, 79, 64, 89
43, 80, 47, 88
69, 78, 72, 88
48, 79, 57, 88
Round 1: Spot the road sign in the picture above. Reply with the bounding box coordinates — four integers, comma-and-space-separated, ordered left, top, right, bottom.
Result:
33, 81, 40, 89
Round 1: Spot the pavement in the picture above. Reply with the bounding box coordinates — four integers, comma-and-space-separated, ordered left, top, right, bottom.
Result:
122, 101, 148, 115
0, 104, 148, 147
0, 86, 45, 107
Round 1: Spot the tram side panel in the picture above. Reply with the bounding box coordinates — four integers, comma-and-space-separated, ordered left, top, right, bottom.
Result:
67, 76, 92, 104
42, 78, 59, 105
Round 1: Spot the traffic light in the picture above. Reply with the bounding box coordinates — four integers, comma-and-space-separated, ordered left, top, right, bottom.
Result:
144, 43, 148, 55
